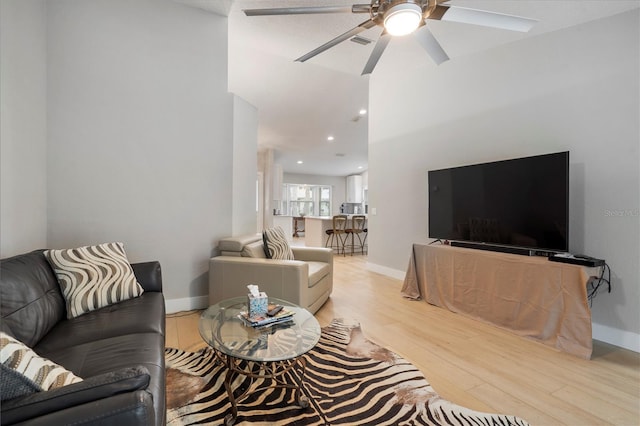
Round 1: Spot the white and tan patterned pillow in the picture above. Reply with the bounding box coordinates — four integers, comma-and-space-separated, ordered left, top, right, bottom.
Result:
0, 332, 82, 400
262, 226, 295, 260
44, 242, 144, 319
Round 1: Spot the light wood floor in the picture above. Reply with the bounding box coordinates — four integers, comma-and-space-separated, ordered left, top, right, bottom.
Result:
166, 252, 640, 426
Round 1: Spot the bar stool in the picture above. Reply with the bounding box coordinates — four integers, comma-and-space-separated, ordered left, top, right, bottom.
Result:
345, 215, 366, 255
293, 216, 305, 238
325, 215, 347, 256
363, 227, 368, 254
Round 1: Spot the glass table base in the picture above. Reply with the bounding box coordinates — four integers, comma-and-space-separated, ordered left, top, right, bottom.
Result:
213, 348, 311, 425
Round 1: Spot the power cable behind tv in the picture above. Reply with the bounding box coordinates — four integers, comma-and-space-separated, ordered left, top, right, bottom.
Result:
587, 262, 611, 306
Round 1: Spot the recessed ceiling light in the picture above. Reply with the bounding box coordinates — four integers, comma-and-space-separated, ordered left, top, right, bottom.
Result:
358, 166, 363, 169
359, 109, 367, 115
297, 160, 303, 164
327, 136, 334, 141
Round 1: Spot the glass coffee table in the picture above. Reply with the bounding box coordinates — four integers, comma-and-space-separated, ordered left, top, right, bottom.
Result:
199, 297, 321, 425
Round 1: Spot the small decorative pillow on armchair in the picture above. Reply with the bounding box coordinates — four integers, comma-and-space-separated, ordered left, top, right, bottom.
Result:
262, 226, 295, 260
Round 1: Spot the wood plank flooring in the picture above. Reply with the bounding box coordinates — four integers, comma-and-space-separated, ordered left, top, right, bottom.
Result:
166, 251, 640, 426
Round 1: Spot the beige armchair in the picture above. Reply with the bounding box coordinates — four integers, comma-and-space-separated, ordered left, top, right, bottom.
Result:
209, 234, 333, 314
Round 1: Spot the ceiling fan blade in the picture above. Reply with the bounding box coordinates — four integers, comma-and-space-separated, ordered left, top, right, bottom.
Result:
414, 26, 449, 65
244, 5, 368, 16
361, 31, 392, 75
430, 5, 537, 32
296, 20, 377, 63
244, 6, 350, 16
351, 4, 373, 14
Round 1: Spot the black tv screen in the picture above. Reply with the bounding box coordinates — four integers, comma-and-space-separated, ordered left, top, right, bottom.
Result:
428, 152, 569, 252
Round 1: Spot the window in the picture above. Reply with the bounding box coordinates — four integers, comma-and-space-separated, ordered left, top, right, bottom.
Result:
283, 184, 331, 217
320, 186, 331, 216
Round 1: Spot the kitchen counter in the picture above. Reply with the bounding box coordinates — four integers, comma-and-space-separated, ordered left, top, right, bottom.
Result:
305, 214, 367, 220
304, 215, 367, 248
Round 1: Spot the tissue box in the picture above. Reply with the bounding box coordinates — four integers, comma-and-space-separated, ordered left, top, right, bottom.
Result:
248, 292, 268, 318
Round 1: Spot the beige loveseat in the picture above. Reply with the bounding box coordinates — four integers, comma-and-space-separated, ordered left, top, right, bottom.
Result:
209, 234, 333, 314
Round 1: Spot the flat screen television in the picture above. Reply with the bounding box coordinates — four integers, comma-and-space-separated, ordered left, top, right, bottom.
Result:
428, 151, 569, 253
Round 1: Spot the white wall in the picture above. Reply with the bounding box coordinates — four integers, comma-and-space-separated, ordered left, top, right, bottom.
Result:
284, 173, 347, 216
368, 11, 639, 350
257, 148, 275, 228
45, 0, 239, 308
0, 0, 48, 257
232, 95, 258, 235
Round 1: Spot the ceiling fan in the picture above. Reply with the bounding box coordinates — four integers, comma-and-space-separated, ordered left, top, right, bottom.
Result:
244, 0, 537, 75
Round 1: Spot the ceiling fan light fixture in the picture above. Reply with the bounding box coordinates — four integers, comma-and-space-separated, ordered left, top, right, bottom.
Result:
384, 3, 423, 36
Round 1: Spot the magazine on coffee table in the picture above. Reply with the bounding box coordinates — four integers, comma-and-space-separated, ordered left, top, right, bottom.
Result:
238, 307, 295, 328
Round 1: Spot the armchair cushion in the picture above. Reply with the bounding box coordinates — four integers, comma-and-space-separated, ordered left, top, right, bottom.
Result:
242, 240, 267, 258
218, 234, 261, 252
44, 242, 144, 319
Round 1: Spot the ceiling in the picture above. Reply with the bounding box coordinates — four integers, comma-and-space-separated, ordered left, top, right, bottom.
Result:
177, 0, 640, 176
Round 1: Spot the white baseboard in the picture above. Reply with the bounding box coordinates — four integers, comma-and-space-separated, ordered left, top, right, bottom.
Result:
365, 262, 406, 281
165, 296, 209, 314
592, 322, 640, 353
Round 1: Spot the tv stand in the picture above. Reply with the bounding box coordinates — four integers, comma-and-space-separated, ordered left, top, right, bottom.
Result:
402, 243, 597, 359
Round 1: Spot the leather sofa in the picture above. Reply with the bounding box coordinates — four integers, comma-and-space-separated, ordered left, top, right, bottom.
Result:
209, 234, 333, 314
0, 249, 166, 426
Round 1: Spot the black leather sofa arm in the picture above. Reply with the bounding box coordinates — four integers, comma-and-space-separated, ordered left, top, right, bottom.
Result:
1, 366, 153, 425
7, 391, 155, 426
131, 261, 163, 293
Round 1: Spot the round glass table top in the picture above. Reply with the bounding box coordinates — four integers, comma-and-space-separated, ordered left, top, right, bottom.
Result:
198, 297, 321, 362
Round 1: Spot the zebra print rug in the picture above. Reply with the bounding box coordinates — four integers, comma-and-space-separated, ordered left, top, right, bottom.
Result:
165, 319, 529, 425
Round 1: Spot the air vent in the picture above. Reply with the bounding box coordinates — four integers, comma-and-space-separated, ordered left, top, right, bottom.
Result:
350, 35, 373, 46
335, 153, 346, 157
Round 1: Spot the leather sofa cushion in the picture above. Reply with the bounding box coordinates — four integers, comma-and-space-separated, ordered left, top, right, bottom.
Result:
38, 333, 165, 426
218, 234, 261, 252
0, 250, 65, 347
131, 261, 163, 293
307, 261, 330, 288
34, 292, 165, 354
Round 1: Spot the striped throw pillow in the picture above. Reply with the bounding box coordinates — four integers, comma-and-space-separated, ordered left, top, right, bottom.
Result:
44, 242, 144, 319
0, 332, 82, 401
262, 226, 295, 260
